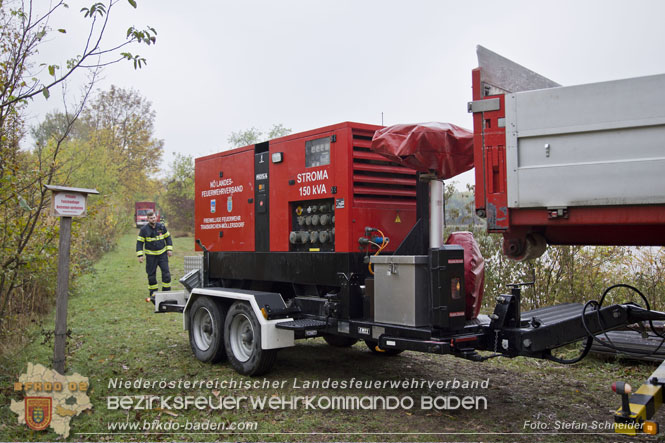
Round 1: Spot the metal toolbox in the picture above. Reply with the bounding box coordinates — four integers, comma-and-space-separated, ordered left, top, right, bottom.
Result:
371, 255, 429, 327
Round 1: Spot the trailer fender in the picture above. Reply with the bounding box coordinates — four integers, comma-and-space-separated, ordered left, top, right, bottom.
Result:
183, 288, 295, 350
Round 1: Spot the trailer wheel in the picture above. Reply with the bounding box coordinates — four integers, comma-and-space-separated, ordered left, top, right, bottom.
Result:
323, 335, 359, 347
189, 296, 227, 363
364, 340, 403, 356
224, 301, 277, 376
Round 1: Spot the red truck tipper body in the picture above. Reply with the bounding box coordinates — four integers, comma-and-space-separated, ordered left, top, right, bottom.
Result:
469, 46, 665, 260
135, 201, 159, 228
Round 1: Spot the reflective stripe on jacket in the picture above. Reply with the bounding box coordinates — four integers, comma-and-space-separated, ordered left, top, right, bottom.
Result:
136, 223, 173, 257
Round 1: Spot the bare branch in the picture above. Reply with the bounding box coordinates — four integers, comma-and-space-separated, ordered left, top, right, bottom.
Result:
88, 39, 134, 57
1, 0, 152, 109
25, 0, 65, 33
80, 56, 125, 69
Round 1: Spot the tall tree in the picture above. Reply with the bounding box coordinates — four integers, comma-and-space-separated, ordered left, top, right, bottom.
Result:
227, 124, 291, 148
162, 154, 195, 233
81, 85, 164, 198
29, 86, 164, 258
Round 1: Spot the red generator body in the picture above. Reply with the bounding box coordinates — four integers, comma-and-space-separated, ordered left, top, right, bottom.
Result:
195, 122, 417, 255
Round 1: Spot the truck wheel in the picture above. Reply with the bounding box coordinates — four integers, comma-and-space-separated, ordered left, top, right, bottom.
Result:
364, 340, 403, 356
189, 297, 227, 363
323, 335, 359, 347
224, 301, 277, 376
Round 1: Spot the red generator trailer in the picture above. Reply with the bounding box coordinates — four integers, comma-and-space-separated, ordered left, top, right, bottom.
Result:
178, 121, 493, 369
153, 48, 665, 434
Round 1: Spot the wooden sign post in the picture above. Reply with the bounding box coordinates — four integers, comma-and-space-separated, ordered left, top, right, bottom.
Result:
45, 185, 99, 374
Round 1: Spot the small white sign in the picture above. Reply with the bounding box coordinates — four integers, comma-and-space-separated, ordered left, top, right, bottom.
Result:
52, 192, 87, 217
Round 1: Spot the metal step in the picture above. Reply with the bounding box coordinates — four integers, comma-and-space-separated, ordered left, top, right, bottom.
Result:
275, 319, 328, 331
466, 314, 491, 327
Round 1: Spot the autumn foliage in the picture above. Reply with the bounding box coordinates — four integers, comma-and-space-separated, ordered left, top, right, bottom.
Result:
0, 0, 159, 335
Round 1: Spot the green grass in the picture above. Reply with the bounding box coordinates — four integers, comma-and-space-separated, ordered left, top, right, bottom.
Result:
1, 232, 663, 442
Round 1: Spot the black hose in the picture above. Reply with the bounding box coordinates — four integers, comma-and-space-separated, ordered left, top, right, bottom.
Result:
544, 299, 599, 364
547, 284, 665, 364
545, 332, 594, 364
580, 284, 665, 359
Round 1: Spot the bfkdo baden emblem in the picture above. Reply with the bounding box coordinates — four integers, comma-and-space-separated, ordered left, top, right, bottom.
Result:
25, 397, 52, 431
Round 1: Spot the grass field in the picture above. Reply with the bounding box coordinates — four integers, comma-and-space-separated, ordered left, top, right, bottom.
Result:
0, 232, 663, 442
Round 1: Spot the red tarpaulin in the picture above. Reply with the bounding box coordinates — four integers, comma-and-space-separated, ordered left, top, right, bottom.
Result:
370, 122, 473, 179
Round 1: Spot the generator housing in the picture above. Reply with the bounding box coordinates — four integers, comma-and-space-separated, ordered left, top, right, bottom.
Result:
195, 122, 418, 255
191, 121, 476, 334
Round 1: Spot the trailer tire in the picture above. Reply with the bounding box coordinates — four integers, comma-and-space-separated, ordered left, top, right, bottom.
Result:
364, 340, 403, 356
224, 301, 277, 376
189, 296, 227, 363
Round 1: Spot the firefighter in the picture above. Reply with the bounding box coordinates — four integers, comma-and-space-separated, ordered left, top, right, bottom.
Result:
136, 211, 173, 297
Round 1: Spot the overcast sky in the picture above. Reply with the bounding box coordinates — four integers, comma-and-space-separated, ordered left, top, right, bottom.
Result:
28, 0, 665, 188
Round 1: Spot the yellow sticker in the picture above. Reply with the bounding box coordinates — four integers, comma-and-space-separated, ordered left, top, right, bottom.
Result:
296, 206, 303, 216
